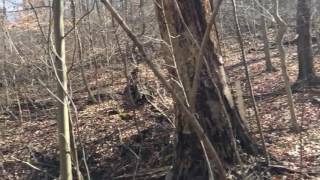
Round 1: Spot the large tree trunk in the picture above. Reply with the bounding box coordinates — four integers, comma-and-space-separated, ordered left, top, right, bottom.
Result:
155, 0, 257, 179
297, 0, 315, 81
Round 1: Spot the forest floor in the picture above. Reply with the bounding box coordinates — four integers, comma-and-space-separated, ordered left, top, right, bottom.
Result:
0, 40, 320, 180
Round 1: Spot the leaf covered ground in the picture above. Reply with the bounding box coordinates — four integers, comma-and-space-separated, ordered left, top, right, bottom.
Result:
0, 39, 320, 179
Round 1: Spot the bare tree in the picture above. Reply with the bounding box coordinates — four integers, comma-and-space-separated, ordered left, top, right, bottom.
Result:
231, 0, 269, 164
272, 0, 299, 132
53, 0, 73, 178
259, 0, 276, 72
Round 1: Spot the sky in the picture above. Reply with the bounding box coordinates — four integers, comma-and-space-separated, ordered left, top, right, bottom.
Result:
1, 0, 24, 21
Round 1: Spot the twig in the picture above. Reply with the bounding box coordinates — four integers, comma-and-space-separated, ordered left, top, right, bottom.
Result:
64, 0, 97, 37
4, 6, 50, 13
145, 96, 175, 127
118, 128, 140, 160
11, 156, 56, 178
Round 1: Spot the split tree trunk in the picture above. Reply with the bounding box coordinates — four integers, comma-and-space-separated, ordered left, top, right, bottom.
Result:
155, 0, 258, 179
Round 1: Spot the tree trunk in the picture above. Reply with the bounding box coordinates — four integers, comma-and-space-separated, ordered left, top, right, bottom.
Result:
297, 0, 315, 81
53, 0, 73, 178
316, 1, 320, 55
1, 2, 10, 107
155, 0, 258, 179
78, 33, 97, 103
259, 0, 275, 72
273, 0, 300, 132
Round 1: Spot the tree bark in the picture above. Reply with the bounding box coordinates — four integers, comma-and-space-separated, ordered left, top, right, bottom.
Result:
155, 0, 258, 179
53, 0, 73, 178
297, 0, 315, 81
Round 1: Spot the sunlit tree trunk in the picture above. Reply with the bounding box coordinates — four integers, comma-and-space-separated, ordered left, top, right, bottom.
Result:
53, 0, 73, 178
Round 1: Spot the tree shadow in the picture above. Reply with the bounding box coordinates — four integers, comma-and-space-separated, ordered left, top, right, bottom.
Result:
86, 123, 173, 180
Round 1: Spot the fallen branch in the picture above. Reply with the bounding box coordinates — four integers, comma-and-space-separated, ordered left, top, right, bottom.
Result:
269, 164, 312, 179
11, 156, 56, 178
113, 166, 171, 180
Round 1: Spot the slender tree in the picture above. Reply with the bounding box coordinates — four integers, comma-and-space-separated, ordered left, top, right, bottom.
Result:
273, 0, 299, 132
53, 0, 73, 178
259, 0, 276, 72
231, 0, 269, 164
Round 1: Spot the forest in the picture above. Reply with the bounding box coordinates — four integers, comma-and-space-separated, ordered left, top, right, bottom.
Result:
0, 0, 319, 179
